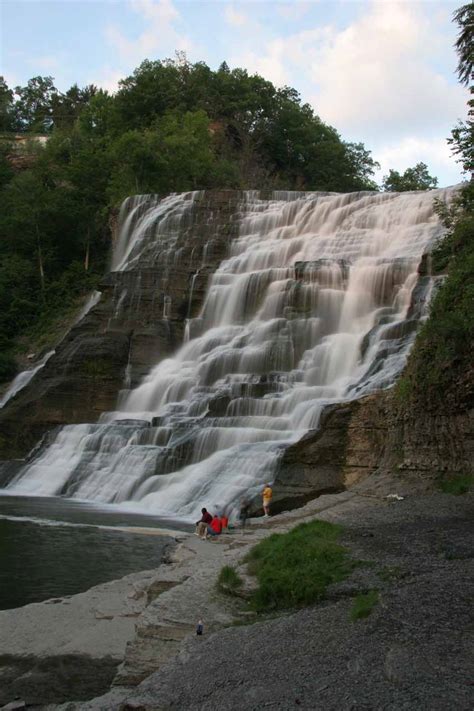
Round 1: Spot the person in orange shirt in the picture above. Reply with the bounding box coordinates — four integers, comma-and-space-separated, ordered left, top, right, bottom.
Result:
220, 513, 229, 533
262, 483, 273, 517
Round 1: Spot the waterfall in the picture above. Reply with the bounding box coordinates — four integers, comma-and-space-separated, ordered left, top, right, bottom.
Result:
7, 189, 452, 519
0, 351, 55, 410
0, 292, 102, 411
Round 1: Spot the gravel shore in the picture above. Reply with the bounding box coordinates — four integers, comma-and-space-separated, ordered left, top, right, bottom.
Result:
2, 481, 472, 710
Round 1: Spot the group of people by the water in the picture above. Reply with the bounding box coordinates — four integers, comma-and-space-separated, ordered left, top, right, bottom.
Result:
194, 508, 229, 539
194, 483, 273, 540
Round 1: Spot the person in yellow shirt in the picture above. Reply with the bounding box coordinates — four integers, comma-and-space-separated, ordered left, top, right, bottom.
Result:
262, 483, 273, 517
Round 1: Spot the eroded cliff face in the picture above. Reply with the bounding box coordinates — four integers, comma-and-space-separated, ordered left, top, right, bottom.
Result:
272, 390, 473, 510
0, 191, 240, 459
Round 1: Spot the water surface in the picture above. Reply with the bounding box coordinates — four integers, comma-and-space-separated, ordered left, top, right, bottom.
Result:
0, 494, 191, 611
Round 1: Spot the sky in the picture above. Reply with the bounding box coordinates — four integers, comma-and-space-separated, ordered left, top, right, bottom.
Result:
1, 0, 470, 187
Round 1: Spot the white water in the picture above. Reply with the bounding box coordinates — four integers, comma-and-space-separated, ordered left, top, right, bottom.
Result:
0, 351, 55, 409
0, 290, 102, 410
8, 189, 452, 519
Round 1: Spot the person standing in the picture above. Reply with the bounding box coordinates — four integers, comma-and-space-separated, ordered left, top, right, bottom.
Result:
239, 499, 250, 530
262, 483, 273, 517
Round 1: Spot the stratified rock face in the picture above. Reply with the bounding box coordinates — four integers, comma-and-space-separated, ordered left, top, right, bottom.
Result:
272, 395, 387, 512
0, 191, 239, 458
2, 187, 468, 517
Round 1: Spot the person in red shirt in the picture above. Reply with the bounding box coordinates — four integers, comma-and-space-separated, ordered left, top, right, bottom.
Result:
195, 508, 213, 539
207, 515, 222, 538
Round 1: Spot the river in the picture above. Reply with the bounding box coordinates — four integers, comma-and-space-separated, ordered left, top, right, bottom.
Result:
0, 494, 191, 611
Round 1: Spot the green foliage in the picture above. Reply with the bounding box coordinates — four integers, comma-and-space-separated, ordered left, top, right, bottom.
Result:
438, 475, 473, 495
350, 590, 379, 621
382, 162, 438, 192
217, 565, 243, 595
453, 3, 474, 87
13, 76, 59, 132
0, 77, 15, 132
397, 186, 474, 412
245, 519, 353, 612
395, 376, 412, 404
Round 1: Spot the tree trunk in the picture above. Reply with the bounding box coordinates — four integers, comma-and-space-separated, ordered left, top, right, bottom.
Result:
84, 228, 90, 271
36, 223, 45, 290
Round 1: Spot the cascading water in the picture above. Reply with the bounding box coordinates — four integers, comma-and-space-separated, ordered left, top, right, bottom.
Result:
7, 189, 452, 519
0, 351, 55, 410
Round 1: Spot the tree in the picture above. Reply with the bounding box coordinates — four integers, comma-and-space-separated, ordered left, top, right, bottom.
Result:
449, 4, 473, 175
453, 3, 474, 86
382, 162, 438, 192
50, 84, 98, 130
14, 76, 59, 132
0, 76, 15, 131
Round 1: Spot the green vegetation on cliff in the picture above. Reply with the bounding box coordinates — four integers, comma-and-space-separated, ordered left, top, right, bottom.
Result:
0, 57, 382, 382
396, 4, 473, 416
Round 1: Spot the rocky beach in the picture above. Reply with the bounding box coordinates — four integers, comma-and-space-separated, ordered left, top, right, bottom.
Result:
1, 475, 472, 710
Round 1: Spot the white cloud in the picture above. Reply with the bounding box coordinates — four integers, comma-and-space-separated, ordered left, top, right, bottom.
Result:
310, 1, 466, 137
106, 0, 193, 66
374, 136, 462, 187
227, 0, 466, 185
224, 5, 249, 28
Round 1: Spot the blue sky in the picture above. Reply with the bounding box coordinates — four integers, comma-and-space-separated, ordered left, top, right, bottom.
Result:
1, 0, 469, 186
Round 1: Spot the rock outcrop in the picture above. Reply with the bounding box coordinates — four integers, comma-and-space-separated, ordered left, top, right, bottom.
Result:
272, 395, 387, 512
271, 390, 473, 510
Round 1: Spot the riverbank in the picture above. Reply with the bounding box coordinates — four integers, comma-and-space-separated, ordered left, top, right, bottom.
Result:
1, 476, 473, 709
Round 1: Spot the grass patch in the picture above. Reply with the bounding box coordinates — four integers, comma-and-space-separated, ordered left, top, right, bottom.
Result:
244, 519, 354, 613
438, 475, 474, 495
217, 565, 243, 595
350, 590, 379, 621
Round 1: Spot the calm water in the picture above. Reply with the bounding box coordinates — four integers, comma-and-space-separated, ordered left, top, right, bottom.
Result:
0, 495, 192, 611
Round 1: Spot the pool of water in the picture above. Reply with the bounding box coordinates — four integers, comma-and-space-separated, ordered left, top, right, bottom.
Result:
0, 494, 192, 611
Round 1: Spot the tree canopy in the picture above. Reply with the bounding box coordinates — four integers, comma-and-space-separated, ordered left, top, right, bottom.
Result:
382, 162, 438, 192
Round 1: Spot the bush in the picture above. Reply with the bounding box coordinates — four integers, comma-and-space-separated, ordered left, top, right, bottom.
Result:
245, 519, 353, 612
350, 590, 379, 621
397, 197, 474, 413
